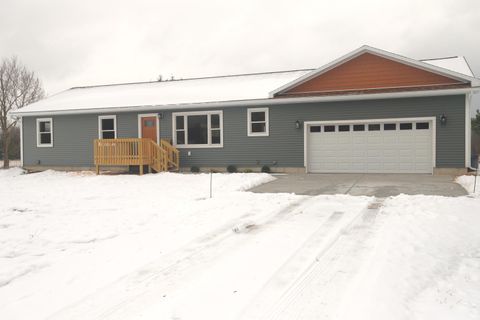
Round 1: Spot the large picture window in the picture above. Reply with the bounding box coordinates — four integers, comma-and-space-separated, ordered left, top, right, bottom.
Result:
36, 118, 53, 147
98, 115, 117, 139
172, 111, 223, 148
247, 107, 269, 137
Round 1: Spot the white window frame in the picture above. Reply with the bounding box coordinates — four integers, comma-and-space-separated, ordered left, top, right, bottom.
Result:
137, 113, 160, 143
172, 110, 223, 148
247, 107, 269, 137
98, 115, 117, 139
36, 118, 53, 147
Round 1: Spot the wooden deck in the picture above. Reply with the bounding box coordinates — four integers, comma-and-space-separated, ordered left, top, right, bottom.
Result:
94, 138, 179, 174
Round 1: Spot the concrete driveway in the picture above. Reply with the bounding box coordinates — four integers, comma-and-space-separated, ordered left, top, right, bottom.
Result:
250, 174, 467, 197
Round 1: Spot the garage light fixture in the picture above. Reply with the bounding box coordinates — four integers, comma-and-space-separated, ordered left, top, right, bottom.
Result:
440, 114, 447, 125
295, 120, 302, 129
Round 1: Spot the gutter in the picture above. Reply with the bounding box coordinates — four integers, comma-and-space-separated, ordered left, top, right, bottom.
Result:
11, 87, 480, 117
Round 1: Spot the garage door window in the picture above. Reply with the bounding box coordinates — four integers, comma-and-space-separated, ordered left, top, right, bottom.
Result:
353, 124, 365, 131
416, 122, 429, 130
400, 123, 413, 130
384, 123, 396, 130
368, 124, 381, 131
310, 126, 321, 133
339, 125, 350, 132
324, 125, 335, 132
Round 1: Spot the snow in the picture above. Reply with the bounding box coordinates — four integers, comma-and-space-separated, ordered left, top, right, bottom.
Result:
1, 169, 480, 319
456, 174, 480, 195
422, 56, 475, 77
13, 70, 311, 115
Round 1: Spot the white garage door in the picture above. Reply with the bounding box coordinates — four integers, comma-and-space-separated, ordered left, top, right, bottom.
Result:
307, 119, 434, 173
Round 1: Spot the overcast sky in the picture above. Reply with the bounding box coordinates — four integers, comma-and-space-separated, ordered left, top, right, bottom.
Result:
1, 0, 479, 112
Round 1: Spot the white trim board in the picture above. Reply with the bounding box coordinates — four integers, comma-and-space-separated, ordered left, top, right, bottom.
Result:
19, 117, 24, 166
303, 116, 437, 174
466, 93, 472, 167
11, 87, 478, 117
137, 113, 160, 143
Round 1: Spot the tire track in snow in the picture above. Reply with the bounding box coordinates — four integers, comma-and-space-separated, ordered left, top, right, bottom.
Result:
242, 198, 384, 320
46, 196, 312, 320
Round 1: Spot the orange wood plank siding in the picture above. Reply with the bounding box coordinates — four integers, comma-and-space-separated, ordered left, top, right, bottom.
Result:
281, 53, 465, 96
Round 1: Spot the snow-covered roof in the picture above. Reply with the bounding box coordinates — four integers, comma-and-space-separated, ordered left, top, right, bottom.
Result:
13, 46, 479, 117
13, 70, 312, 116
421, 56, 475, 77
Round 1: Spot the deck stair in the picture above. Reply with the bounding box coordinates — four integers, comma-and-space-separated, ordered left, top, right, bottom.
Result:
93, 138, 179, 174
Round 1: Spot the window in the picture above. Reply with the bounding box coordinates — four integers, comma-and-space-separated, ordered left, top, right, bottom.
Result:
416, 122, 430, 130
400, 123, 413, 130
339, 125, 350, 132
173, 111, 223, 147
247, 108, 269, 136
310, 126, 321, 133
98, 115, 117, 139
324, 125, 335, 132
36, 118, 53, 147
368, 124, 381, 131
353, 124, 365, 131
384, 123, 396, 130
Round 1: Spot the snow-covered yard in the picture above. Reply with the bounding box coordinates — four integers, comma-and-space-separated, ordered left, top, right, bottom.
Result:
1, 169, 480, 320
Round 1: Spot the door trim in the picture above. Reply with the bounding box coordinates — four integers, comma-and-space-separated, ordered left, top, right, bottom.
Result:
137, 113, 160, 143
303, 116, 436, 174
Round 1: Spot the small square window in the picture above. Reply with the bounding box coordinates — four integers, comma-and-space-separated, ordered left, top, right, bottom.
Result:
248, 108, 269, 136
368, 124, 381, 131
324, 125, 335, 132
339, 125, 350, 132
384, 123, 396, 130
353, 124, 365, 131
310, 126, 321, 133
400, 123, 413, 130
416, 122, 429, 130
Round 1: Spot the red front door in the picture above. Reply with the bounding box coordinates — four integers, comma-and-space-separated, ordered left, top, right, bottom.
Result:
141, 116, 158, 143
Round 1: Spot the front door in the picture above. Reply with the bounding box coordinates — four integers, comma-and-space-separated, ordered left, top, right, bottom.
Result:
140, 116, 158, 143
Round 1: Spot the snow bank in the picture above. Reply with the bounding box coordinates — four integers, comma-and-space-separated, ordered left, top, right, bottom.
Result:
0, 167, 25, 177
456, 174, 480, 195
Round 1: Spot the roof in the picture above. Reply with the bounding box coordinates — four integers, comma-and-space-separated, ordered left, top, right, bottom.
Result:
14, 70, 312, 116
421, 56, 475, 77
13, 45, 479, 116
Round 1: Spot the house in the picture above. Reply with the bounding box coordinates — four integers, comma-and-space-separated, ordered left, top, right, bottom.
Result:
12, 46, 480, 174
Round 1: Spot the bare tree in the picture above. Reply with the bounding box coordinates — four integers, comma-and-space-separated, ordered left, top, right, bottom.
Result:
0, 57, 44, 168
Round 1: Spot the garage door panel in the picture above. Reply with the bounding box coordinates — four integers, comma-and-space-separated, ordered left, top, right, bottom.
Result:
308, 120, 433, 173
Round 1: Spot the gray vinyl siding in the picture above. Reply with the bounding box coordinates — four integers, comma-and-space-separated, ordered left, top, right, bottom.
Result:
22, 95, 466, 169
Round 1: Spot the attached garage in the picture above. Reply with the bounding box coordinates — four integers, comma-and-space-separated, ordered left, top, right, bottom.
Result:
306, 118, 435, 173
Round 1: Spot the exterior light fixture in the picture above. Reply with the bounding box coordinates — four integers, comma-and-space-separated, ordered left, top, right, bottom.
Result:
158, 112, 163, 119
295, 120, 302, 129
440, 114, 447, 125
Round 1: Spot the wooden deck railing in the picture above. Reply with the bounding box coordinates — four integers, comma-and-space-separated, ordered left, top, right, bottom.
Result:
94, 138, 179, 174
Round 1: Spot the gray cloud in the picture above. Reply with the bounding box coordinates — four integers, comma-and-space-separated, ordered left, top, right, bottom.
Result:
1, 0, 479, 114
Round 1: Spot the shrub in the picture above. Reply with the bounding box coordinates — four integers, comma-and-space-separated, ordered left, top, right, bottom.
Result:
243, 168, 253, 173
190, 166, 200, 173
261, 165, 271, 173
226, 165, 237, 173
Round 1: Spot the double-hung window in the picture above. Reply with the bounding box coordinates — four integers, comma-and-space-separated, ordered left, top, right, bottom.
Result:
247, 107, 269, 136
98, 115, 117, 139
172, 111, 223, 147
36, 118, 53, 147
